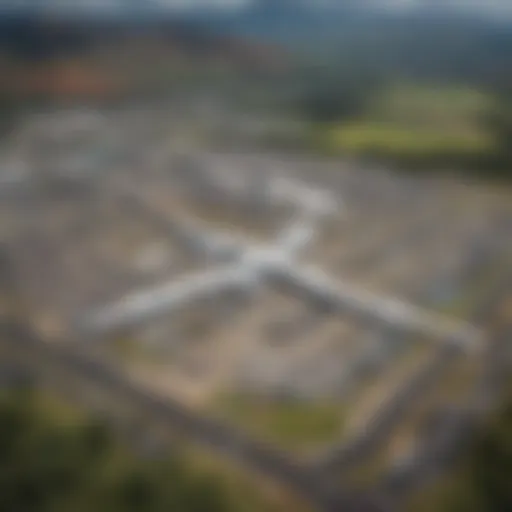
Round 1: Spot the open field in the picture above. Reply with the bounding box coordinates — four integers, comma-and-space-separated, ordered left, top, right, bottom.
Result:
211, 394, 345, 452
313, 84, 496, 167
324, 122, 493, 157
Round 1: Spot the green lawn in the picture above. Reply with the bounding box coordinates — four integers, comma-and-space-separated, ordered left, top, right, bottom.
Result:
212, 394, 345, 451
323, 122, 493, 157
369, 84, 491, 129
311, 84, 496, 164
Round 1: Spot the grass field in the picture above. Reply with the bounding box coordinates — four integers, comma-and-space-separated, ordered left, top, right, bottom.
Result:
312, 84, 496, 164
323, 122, 493, 157
212, 394, 345, 451
369, 85, 491, 128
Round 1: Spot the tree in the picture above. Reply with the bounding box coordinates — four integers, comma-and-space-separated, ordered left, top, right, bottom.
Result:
0, 390, 233, 512
441, 395, 512, 511
294, 63, 383, 124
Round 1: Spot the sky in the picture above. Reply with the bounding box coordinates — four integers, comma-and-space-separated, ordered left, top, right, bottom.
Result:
0, 0, 250, 10
0, 0, 508, 17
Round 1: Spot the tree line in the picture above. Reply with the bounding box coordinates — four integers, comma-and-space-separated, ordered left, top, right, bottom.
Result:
0, 388, 233, 512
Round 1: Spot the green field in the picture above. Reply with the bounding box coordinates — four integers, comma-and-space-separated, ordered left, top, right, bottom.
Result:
323, 122, 493, 157
212, 394, 345, 451
312, 84, 496, 164
368, 85, 491, 128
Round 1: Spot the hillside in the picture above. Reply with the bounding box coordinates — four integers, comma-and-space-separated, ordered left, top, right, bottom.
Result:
0, 14, 288, 101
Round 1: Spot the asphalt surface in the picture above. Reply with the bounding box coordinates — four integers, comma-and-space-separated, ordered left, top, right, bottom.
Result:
380, 270, 512, 500
313, 265, 512, 482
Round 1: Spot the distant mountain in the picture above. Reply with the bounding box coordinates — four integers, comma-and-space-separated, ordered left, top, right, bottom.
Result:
174, 0, 512, 89
0, 13, 288, 101
0, 1, 509, 102
179, 0, 512, 40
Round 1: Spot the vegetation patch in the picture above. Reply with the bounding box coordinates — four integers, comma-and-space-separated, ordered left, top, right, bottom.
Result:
323, 122, 493, 156
308, 84, 499, 171
440, 251, 512, 317
405, 386, 512, 512
369, 85, 491, 129
0, 388, 235, 512
213, 393, 345, 451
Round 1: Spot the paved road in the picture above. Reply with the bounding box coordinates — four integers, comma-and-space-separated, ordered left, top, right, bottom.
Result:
379, 269, 512, 499
313, 267, 512, 479
314, 344, 460, 476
